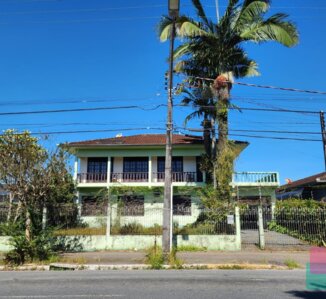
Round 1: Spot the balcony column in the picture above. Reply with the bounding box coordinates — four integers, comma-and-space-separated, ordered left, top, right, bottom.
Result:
73, 157, 79, 182
107, 157, 111, 184
148, 156, 152, 186
203, 171, 206, 183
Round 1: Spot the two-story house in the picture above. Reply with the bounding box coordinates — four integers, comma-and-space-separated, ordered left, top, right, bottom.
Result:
67, 134, 280, 228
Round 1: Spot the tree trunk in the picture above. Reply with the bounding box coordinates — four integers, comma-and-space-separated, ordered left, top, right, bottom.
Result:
7, 193, 14, 223
25, 209, 31, 241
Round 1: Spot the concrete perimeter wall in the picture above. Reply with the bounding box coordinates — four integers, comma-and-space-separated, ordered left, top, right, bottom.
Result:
0, 234, 240, 252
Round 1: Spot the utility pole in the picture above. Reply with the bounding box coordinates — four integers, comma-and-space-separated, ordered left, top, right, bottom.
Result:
320, 111, 326, 171
215, 0, 220, 22
163, 0, 180, 258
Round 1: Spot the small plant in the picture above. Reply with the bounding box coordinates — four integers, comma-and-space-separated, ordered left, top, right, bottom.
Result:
169, 248, 183, 269
176, 245, 207, 252
284, 259, 300, 269
146, 245, 164, 269
218, 264, 244, 270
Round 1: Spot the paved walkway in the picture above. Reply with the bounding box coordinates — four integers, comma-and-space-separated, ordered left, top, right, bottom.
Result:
61, 248, 310, 267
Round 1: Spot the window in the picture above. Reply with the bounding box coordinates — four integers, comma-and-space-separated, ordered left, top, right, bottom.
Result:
87, 158, 108, 174
123, 157, 148, 173
118, 195, 145, 216
173, 195, 191, 216
81, 196, 107, 216
157, 157, 183, 172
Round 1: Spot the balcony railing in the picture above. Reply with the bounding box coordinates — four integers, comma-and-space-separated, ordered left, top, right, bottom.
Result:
77, 172, 201, 183
77, 173, 107, 183
232, 172, 279, 185
153, 172, 198, 183
111, 172, 149, 182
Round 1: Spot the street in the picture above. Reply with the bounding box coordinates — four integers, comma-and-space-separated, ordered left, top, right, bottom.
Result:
0, 270, 321, 299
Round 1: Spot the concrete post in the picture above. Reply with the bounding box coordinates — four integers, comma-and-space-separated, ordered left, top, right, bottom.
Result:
235, 207, 241, 250
106, 188, 111, 239
271, 201, 276, 221
42, 206, 47, 230
258, 205, 265, 250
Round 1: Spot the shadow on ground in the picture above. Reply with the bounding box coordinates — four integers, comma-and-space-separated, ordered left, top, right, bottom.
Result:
287, 290, 326, 298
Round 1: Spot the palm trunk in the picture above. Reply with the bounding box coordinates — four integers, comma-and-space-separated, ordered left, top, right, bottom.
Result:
211, 118, 217, 189
203, 113, 211, 158
216, 85, 230, 154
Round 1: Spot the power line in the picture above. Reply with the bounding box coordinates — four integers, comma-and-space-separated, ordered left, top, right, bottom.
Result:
0, 104, 166, 116
0, 4, 166, 15
176, 104, 320, 115
178, 128, 321, 142
4, 127, 166, 136
188, 75, 326, 95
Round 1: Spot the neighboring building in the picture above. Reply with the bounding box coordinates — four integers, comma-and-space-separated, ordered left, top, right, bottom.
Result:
66, 134, 280, 227
276, 172, 326, 201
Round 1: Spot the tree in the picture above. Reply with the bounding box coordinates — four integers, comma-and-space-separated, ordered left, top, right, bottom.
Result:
0, 130, 75, 241
159, 0, 298, 196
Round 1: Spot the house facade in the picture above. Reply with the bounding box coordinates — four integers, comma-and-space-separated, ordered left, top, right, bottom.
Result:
276, 172, 326, 201
67, 134, 280, 228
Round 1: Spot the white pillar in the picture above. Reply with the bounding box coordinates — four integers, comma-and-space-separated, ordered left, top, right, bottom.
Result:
235, 207, 241, 250
258, 206, 265, 250
106, 188, 111, 239
148, 156, 152, 185
107, 157, 111, 184
73, 157, 78, 182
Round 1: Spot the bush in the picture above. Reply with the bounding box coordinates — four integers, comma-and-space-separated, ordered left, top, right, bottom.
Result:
3, 222, 57, 265
146, 245, 164, 269
111, 223, 162, 235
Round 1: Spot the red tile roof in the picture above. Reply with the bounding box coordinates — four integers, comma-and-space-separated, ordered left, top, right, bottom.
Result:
277, 172, 326, 191
67, 134, 205, 147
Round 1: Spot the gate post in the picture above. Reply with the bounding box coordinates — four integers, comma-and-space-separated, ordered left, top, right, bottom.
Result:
258, 206, 265, 250
235, 207, 241, 250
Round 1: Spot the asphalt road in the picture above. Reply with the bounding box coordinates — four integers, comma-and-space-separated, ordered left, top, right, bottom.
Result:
0, 270, 322, 299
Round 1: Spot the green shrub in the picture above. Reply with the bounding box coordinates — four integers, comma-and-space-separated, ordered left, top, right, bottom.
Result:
146, 245, 164, 269
3, 222, 57, 265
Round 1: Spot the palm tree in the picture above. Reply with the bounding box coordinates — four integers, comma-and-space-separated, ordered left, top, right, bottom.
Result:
159, 0, 298, 188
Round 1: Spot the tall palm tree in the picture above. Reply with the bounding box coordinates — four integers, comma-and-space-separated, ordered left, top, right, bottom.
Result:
159, 0, 298, 187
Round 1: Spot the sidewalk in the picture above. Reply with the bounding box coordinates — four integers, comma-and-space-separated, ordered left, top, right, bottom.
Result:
60, 248, 310, 268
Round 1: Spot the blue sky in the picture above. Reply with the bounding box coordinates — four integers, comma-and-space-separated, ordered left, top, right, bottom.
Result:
0, 0, 325, 183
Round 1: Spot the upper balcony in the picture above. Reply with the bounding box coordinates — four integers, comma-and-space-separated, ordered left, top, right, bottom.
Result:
232, 172, 280, 187
74, 156, 279, 188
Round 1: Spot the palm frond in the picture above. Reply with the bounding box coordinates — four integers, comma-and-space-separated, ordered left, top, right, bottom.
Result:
191, 0, 212, 30
240, 13, 299, 47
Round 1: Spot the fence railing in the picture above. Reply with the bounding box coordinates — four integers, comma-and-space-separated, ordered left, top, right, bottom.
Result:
77, 172, 203, 184
77, 173, 107, 183
111, 172, 149, 182
153, 172, 199, 182
240, 206, 326, 247
232, 172, 279, 185
34, 203, 236, 237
